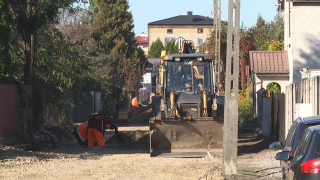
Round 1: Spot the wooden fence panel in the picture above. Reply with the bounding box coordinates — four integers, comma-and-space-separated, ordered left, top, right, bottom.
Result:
277, 93, 286, 143
306, 79, 310, 104
312, 77, 319, 115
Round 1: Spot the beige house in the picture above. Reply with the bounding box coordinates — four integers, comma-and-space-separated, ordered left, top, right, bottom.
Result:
148, 11, 224, 52
134, 32, 148, 55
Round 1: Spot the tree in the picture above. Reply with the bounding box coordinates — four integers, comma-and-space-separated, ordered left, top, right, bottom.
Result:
253, 14, 270, 51
0, 0, 11, 84
260, 13, 284, 51
198, 25, 228, 66
90, 0, 135, 57
164, 39, 178, 54
8, 0, 75, 85
30, 23, 93, 128
239, 27, 255, 89
268, 13, 284, 41
263, 40, 284, 51
148, 38, 164, 57
122, 46, 147, 92
89, 0, 146, 95
267, 83, 280, 93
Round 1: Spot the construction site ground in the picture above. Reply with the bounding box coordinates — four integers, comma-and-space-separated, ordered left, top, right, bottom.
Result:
0, 103, 282, 180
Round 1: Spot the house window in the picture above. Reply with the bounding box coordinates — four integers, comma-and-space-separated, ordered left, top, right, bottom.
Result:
198, 28, 203, 33
198, 37, 204, 44
167, 29, 173, 34
143, 45, 148, 48
164, 37, 175, 45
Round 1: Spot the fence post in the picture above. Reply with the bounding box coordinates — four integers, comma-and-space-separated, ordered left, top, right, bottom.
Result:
311, 77, 315, 115
285, 83, 296, 139
306, 79, 310, 104
314, 76, 320, 115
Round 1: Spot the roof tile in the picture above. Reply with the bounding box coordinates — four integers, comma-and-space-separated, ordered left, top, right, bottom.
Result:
250, 51, 289, 74
134, 36, 148, 44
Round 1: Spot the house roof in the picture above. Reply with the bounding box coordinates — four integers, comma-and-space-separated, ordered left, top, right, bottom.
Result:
134, 36, 148, 44
148, 11, 224, 26
249, 51, 289, 75
278, 0, 320, 12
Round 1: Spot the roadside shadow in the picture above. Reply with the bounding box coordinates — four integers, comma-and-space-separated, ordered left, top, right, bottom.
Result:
0, 131, 150, 162
239, 167, 281, 179
238, 133, 277, 155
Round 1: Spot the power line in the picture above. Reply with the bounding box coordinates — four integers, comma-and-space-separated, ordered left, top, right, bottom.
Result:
255, 4, 277, 6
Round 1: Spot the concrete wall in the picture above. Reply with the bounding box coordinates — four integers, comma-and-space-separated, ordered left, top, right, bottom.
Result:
284, 2, 320, 83
284, 1, 293, 83
255, 75, 290, 93
0, 85, 32, 138
148, 26, 211, 51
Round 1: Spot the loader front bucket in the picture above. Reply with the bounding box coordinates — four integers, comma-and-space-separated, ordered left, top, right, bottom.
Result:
149, 117, 224, 157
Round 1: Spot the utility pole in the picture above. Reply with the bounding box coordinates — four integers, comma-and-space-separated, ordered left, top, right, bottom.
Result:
223, 0, 240, 176
214, 0, 221, 95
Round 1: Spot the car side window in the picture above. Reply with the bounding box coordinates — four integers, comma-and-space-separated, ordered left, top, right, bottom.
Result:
316, 132, 320, 153
284, 121, 298, 148
294, 130, 312, 156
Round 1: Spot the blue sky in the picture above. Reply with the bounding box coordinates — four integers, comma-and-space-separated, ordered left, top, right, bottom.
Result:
128, 0, 280, 35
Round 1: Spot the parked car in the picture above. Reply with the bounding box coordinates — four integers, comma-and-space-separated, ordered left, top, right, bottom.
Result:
275, 125, 320, 180
269, 115, 320, 180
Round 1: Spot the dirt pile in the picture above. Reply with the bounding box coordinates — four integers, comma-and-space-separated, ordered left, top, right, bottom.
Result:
105, 130, 149, 150
128, 103, 153, 124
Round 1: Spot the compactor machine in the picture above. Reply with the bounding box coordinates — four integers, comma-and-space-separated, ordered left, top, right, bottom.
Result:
150, 39, 224, 157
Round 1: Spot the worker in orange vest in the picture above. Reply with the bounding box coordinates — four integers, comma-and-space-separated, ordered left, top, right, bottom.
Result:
87, 111, 118, 147
131, 94, 139, 116
74, 112, 111, 148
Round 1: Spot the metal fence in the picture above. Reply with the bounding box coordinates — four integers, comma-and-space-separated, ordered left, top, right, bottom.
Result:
256, 89, 286, 142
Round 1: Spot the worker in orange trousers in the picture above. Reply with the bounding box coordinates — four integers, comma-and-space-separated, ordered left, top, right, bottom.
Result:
87, 111, 118, 147
74, 119, 89, 147
74, 117, 111, 148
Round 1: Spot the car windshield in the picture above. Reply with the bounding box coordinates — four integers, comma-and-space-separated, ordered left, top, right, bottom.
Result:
166, 61, 212, 93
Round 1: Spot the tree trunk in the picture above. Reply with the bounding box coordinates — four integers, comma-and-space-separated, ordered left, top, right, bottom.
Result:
23, 0, 36, 85
24, 34, 33, 85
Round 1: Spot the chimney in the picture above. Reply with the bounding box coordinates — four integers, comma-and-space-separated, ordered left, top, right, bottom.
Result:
187, 11, 193, 22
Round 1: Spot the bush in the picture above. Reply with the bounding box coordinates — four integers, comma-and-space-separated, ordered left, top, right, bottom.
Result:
239, 117, 260, 128
238, 88, 253, 121
238, 88, 260, 128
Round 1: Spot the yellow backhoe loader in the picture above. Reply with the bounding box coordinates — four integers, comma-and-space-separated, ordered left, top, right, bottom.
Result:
150, 39, 224, 157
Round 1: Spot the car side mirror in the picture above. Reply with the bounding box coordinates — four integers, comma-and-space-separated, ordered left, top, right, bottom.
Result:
216, 83, 222, 89
219, 64, 225, 74
275, 151, 290, 161
269, 141, 282, 149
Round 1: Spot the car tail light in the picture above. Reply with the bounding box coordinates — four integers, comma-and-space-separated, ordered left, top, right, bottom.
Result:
301, 159, 320, 173
289, 149, 295, 158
